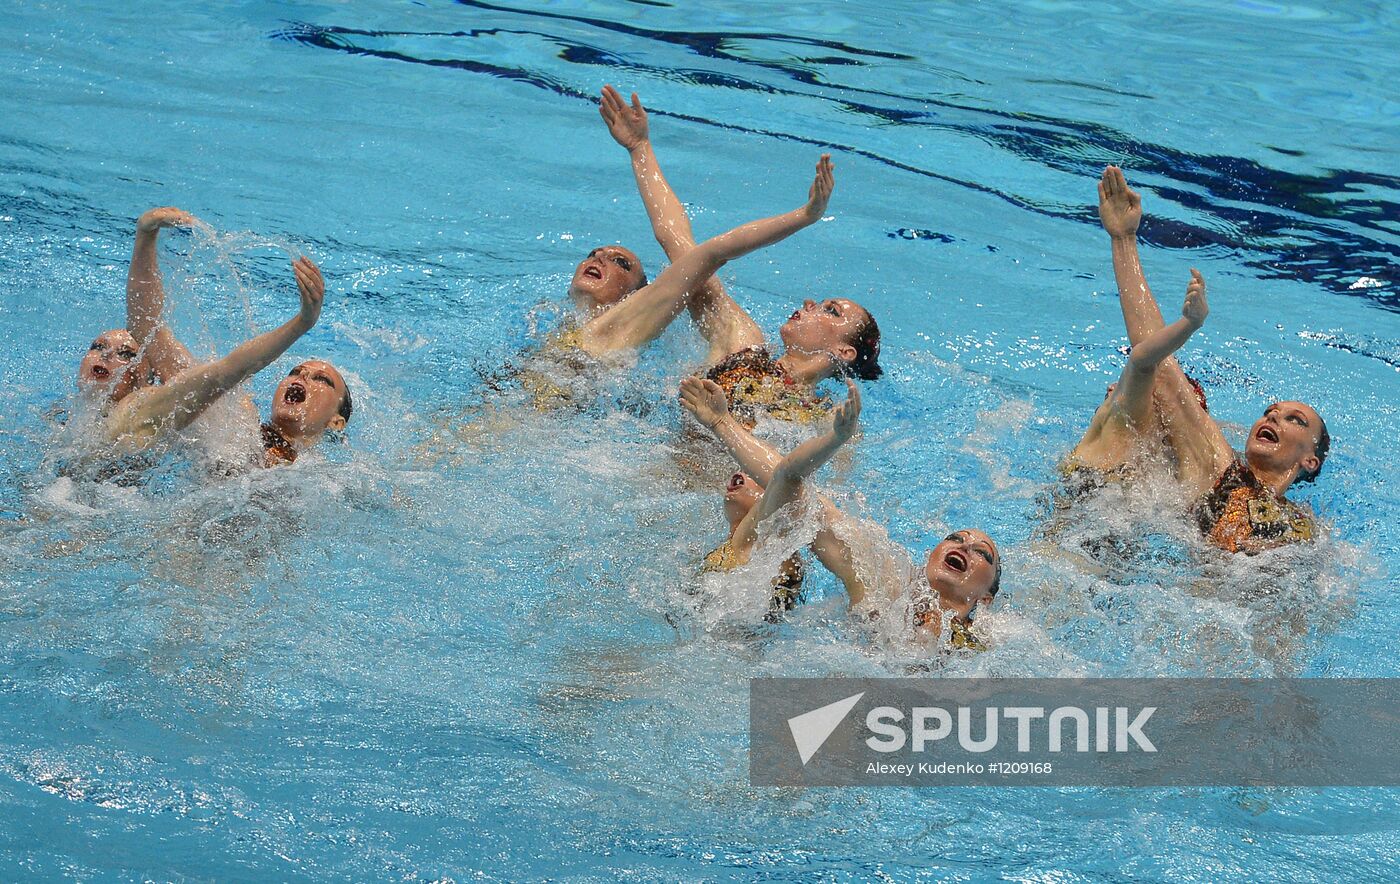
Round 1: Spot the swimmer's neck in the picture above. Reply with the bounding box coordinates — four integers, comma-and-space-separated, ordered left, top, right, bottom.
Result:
1242, 453, 1299, 500
774, 349, 836, 387
569, 289, 611, 317
937, 589, 977, 623
267, 415, 323, 451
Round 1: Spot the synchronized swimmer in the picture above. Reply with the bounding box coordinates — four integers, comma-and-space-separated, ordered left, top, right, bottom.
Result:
77, 207, 351, 469
63, 86, 1333, 657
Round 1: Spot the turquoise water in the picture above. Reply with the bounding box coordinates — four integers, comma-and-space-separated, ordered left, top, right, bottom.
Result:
2, 0, 1398, 879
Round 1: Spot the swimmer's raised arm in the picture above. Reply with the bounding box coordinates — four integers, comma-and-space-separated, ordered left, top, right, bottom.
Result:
1098, 167, 1233, 491
682, 373, 872, 604
600, 86, 763, 362
127, 207, 197, 381
728, 381, 860, 563
1110, 269, 1208, 427
756, 380, 860, 522
108, 257, 324, 441
679, 376, 781, 483
1098, 166, 1165, 347
577, 154, 834, 355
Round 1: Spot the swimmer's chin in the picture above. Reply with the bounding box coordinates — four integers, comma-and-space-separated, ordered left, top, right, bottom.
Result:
270, 402, 306, 425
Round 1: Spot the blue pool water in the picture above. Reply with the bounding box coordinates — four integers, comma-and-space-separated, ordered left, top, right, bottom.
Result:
2, 0, 1398, 878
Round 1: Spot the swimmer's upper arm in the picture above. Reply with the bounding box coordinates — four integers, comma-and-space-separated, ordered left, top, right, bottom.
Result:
622, 127, 764, 362
693, 285, 765, 367
1155, 372, 1234, 497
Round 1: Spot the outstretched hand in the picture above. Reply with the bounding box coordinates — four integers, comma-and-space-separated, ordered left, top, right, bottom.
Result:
137, 206, 196, 235
832, 377, 861, 440
679, 376, 730, 429
1097, 165, 1142, 239
599, 85, 649, 151
292, 256, 324, 328
1182, 268, 1208, 327
804, 154, 835, 221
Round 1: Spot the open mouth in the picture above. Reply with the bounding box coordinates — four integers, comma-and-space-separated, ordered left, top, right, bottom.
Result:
90, 364, 110, 380
284, 382, 306, 404
789, 308, 801, 322
583, 265, 603, 280
944, 550, 969, 573
1255, 425, 1279, 444
726, 472, 745, 492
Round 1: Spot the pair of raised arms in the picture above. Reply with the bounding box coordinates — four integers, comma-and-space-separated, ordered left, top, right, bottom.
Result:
107, 207, 324, 445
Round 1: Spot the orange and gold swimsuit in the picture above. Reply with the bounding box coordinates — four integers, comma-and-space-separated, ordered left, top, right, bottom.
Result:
704, 347, 831, 429
700, 538, 806, 622
1195, 460, 1315, 553
261, 423, 298, 466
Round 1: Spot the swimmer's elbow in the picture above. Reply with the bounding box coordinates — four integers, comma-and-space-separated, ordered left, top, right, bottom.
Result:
1126, 353, 1161, 376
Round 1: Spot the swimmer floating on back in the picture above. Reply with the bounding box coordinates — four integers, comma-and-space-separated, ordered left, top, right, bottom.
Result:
543, 153, 837, 366
680, 376, 1001, 653
1096, 167, 1327, 553
700, 468, 807, 622
79, 207, 348, 466
602, 86, 883, 428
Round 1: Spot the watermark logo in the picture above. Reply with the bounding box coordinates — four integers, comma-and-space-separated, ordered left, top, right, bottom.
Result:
750, 678, 1400, 787
788, 692, 864, 764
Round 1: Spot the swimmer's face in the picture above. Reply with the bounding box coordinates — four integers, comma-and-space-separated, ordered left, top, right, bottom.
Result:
779, 298, 870, 370
569, 246, 645, 309
924, 529, 1000, 608
270, 359, 349, 439
1245, 401, 1322, 480
77, 329, 139, 402
723, 471, 763, 527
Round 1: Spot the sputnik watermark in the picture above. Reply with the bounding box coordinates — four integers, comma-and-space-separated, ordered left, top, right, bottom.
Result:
864, 705, 1156, 754
751, 678, 1400, 787
788, 699, 1156, 766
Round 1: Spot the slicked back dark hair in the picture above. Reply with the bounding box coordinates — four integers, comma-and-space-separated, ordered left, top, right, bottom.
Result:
1296, 414, 1329, 484
338, 384, 353, 425
846, 309, 883, 381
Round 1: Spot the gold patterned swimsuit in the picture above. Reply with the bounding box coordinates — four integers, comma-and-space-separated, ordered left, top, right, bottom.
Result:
1195, 460, 1315, 553
700, 538, 806, 622
704, 347, 831, 429
518, 325, 596, 410
1057, 457, 1132, 498
910, 596, 988, 653
261, 423, 298, 466
947, 618, 988, 652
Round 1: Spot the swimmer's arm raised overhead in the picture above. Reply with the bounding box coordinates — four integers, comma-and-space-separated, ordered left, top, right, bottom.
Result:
107, 257, 324, 442
576, 154, 834, 356
127, 207, 198, 382
1098, 166, 1233, 493
1098, 166, 1165, 347
679, 376, 782, 483
1109, 269, 1208, 428
681, 374, 872, 604
728, 380, 861, 555
600, 86, 763, 362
